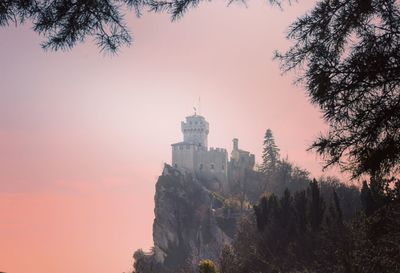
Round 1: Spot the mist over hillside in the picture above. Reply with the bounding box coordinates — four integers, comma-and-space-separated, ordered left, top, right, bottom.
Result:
131, 124, 376, 273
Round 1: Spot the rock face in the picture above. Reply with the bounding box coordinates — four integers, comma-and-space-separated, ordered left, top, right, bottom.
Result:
134, 164, 239, 273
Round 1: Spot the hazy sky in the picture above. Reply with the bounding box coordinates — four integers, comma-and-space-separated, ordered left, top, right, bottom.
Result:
0, 1, 343, 272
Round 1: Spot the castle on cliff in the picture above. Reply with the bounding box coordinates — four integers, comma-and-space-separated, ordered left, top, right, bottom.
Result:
171, 113, 255, 191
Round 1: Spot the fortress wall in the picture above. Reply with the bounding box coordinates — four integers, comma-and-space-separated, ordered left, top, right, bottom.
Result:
172, 144, 196, 172
195, 148, 228, 185
171, 115, 255, 194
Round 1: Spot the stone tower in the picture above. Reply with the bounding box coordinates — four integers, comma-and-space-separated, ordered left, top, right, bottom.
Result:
181, 114, 209, 149
172, 114, 227, 184
171, 113, 255, 193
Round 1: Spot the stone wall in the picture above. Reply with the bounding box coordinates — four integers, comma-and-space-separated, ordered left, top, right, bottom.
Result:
172, 143, 197, 171
181, 115, 209, 148
195, 148, 228, 191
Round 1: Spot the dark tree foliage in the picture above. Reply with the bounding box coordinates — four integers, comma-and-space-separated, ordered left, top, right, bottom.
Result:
0, 0, 283, 52
318, 176, 360, 221
293, 190, 307, 233
0, 0, 147, 52
351, 202, 400, 273
360, 176, 400, 216
276, 0, 400, 178
220, 181, 400, 273
264, 158, 311, 196
229, 158, 311, 205
148, 0, 282, 21
361, 180, 376, 216
254, 194, 269, 231
309, 178, 325, 231
245, 182, 341, 273
332, 189, 343, 224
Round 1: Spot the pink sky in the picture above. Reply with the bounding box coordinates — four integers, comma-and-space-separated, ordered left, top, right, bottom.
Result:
0, 1, 344, 272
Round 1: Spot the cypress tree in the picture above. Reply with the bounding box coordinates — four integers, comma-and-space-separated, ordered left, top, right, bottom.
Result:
261, 129, 280, 175
333, 189, 343, 225
310, 179, 325, 231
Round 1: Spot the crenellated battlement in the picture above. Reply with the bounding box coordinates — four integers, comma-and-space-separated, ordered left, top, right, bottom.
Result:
171, 113, 255, 193
181, 114, 209, 149
209, 147, 227, 153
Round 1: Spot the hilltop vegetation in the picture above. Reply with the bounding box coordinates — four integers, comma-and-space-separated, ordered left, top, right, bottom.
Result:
214, 131, 400, 273
199, 129, 400, 273
131, 129, 392, 273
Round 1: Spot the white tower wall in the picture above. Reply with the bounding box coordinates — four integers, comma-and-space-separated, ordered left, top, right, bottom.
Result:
181, 115, 209, 149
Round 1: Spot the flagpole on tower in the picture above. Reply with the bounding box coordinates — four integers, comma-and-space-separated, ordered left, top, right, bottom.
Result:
198, 97, 201, 115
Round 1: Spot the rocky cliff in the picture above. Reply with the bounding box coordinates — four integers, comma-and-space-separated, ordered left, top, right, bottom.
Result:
133, 164, 244, 273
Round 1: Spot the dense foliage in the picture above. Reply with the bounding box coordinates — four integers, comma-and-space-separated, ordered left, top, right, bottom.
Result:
158, 130, 397, 273
0, 0, 143, 52
201, 131, 398, 273
0, 0, 280, 52
217, 180, 400, 273
277, 0, 400, 178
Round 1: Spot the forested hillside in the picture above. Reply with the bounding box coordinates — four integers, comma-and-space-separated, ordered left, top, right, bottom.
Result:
131, 130, 395, 273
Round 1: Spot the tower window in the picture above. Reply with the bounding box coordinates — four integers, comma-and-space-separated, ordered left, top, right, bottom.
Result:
199, 164, 203, 170
222, 165, 225, 170
211, 164, 214, 170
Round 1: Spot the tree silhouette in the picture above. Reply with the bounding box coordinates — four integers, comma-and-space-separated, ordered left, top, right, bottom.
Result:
0, 0, 283, 52
260, 129, 280, 175
3, 0, 399, 182
0, 0, 143, 52
361, 180, 376, 216
309, 179, 325, 231
276, 0, 400, 178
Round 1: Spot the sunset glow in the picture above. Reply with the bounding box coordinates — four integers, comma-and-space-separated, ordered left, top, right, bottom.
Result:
0, 1, 345, 272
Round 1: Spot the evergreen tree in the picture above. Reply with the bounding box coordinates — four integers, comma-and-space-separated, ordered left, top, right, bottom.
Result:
294, 190, 307, 234
360, 181, 375, 217
276, 0, 400, 178
332, 189, 343, 225
254, 195, 270, 231
260, 129, 280, 175
279, 189, 293, 228
223, 179, 400, 273
309, 179, 325, 231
